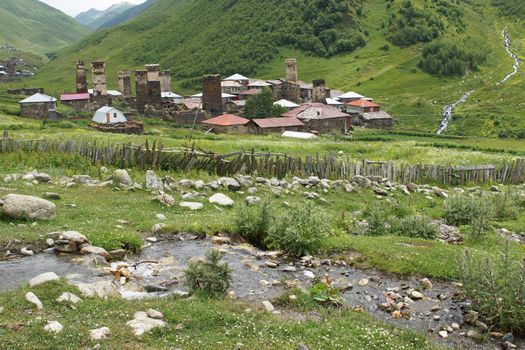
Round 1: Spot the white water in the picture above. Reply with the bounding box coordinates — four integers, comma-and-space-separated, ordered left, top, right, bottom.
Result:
436, 90, 473, 135
497, 27, 520, 85
436, 27, 519, 134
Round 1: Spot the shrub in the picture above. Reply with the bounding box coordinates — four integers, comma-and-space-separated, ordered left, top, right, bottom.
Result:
443, 195, 493, 226
459, 245, 525, 335
362, 200, 411, 236
391, 214, 439, 239
491, 191, 519, 220
419, 39, 487, 76
309, 282, 344, 307
266, 202, 330, 257
233, 200, 272, 248
184, 249, 233, 298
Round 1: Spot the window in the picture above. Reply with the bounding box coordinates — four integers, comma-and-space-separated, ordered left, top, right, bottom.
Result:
113, 113, 117, 119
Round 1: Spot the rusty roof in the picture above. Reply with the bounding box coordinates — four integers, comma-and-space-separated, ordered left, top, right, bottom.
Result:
347, 100, 380, 108
251, 117, 304, 128
240, 88, 262, 95
282, 103, 350, 120
202, 114, 250, 126
60, 93, 90, 101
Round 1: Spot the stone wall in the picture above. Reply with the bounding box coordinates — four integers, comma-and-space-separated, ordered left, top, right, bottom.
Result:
135, 70, 148, 113
91, 61, 108, 106
20, 103, 51, 119
303, 117, 350, 134
285, 58, 298, 82
280, 81, 301, 103
160, 70, 171, 93
118, 71, 132, 98
312, 79, 326, 103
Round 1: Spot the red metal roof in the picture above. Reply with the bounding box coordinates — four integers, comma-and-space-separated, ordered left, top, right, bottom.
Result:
251, 117, 304, 128
347, 100, 380, 108
282, 103, 350, 120
60, 93, 90, 101
202, 114, 250, 126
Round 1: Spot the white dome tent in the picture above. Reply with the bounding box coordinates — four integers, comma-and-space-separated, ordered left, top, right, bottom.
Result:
92, 106, 127, 125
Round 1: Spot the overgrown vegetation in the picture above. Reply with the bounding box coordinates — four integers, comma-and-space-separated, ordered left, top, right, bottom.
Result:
419, 39, 487, 76
234, 200, 272, 247
244, 89, 287, 118
184, 249, 233, 298
492, 0, 525, 18
460, 244, 525, 336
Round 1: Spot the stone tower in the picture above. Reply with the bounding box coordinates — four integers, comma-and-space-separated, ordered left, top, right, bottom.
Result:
145, 64, 161, 107
202, 74, 223, 116
91, 61, 108, 105
135, 70, 149, 113
6, 58, 16, 77
76, 60, 88, 94
160, 70, 171, 93
312, 79, 326, 103
285, 58, 298, 82
118, 71, 132, 98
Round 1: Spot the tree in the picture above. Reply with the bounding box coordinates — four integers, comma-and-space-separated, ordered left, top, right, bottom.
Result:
244, 88, 285, 118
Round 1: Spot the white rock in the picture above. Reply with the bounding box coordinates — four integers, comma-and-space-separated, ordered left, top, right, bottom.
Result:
56, 292, 82, 304
145, 170, 163, 191
44, 321, 63, 333
262, 301, 274, 312
438, 330, 448, 338
155, 214, 167, 221
20, 247, 34, 256
1, 194, 56, 221
25, 292, 43, 309
146, 309, 164, 320
112, 169, 133, 186
180, 201, 204, 210
303, 270, 315, 279
90, 326, 110, 340
126, 311, 166, 336
29, 272, 59, 287
151, 223, 167, 234
74, 281, 119, 299
411, 291, 425, 300
209, 193, 234, 206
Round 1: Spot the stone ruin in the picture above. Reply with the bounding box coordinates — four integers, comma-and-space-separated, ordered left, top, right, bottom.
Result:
118, 71, 132, 98
135, 70, 149, 113
285, 58, 298, 82
312, 79, 327, 103
160, 70, 171, 93
146, 64, 162, 108
202, 74, 223, 116
5, 58, 17, 77
91, 61, 108, 106
76, 60, 88, 94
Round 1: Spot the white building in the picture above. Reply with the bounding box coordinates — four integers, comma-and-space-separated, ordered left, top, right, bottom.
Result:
92, 106, 127, 125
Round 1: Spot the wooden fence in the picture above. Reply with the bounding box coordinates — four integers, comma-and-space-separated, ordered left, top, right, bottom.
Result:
1, 137, 525, 185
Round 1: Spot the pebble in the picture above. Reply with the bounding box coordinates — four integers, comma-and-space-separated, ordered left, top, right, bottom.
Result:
90, 326, 110, 340
438, 330, 448, 338
155, 214, 167, 221
44, 321, 63, 333
262, 301, 274, 312
410, 291, 424, 300
358, 278, 369, 286
20, 247, 34, 256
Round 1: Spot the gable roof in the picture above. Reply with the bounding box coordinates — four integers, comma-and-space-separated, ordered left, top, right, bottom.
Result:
60, 93, 90, 101
252, 117, 304, 128
338, 91, 364, 99
202, 114, 250, 126
20, 93, 57, 104
347, 100, 380, 108
282, 103, 350, 120
221, 80, 242, 87
274, 99, 300, 108
248, 80, 272, 87
224, 73, 249, 81
326, 98, 343, 105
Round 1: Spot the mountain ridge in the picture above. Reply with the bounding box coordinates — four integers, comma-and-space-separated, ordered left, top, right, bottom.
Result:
75, 2, 135, 30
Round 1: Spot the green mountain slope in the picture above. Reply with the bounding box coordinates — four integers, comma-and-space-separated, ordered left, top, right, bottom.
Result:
0, 0, 90, 54
21, 0, 525, 137
75, 2, 135, 30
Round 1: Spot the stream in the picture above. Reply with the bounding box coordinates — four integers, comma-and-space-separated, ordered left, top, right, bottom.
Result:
436, 26, 520, 134
0, 237, 504, 349
497, 26, 520, 85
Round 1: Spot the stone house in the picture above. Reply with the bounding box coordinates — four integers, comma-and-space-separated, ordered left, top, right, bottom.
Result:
201, 114, 251, 134
19, 93, 58, 119
346, 100, 381, 114
282, 102, 351, 134
248, 117, 304, 134
60, 92, 90, 111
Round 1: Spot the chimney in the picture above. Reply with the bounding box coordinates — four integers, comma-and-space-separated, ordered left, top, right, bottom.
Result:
202, 74, 223, 116
160, 70, 171, 93
76, 60, 88, 93
312, 79, 326, 103
118, 71, 132, 98
285, 58, 298, 82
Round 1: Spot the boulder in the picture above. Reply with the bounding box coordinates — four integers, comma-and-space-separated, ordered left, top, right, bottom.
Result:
180, 202, 204, 210
44, 321, 63, 333
1, 194, 56, 221
262, 301, 274, 312
209, 193, 234, 206
80, 245, 109, 259
90, 326, 110, 340
219, 177, 241, 191
154, 193, 175, 207
74, 281, 119, 299
20, 247, 34, 256
56, 292, 82, 304
112, 169, 133, 186
25, 292, 43, 309
29, 272, 59, 287
245, 196, 261, 205
145, 170, 163, 191
61, 231, 89, 244
352, 175, 371, 188
126, 311, 166, 336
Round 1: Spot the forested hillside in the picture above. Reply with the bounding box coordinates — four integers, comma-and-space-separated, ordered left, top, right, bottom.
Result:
0, 0, 90, 54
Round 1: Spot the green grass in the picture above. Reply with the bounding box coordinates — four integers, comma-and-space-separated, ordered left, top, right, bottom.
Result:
0, 280, 439, 349
0, 0, 90, 54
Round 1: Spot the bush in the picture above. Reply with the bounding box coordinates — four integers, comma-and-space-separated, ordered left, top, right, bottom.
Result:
184, 249, 233, 298
391, 214, 439, 239
419, 39, 487, 76
459, 245, 525, 335
233, 200, 272, 248
266, 202, 330, 257
443, 195, 493, 226
491, 191, 519, 220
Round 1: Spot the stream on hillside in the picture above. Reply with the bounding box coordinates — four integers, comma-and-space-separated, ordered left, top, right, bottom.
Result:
436, 26, 520, 134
